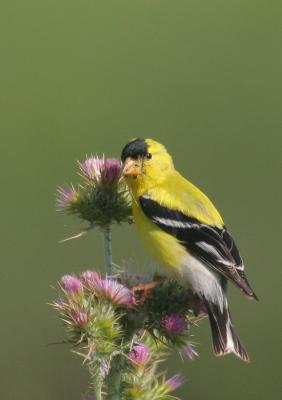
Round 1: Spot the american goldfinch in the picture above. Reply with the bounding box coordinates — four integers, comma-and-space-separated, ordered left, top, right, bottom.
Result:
121, 138, 257, 362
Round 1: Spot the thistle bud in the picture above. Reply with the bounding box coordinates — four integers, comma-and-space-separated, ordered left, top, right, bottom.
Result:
57, 156, 132, 230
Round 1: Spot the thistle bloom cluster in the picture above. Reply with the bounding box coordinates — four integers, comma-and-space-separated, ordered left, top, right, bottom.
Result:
54, 151, 201, 399
54, 271, 133, 328
56, 156, 132, 228
52, 270, 200, 399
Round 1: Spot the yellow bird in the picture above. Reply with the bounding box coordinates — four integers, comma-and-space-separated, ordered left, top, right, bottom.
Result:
121, 138, 257, 362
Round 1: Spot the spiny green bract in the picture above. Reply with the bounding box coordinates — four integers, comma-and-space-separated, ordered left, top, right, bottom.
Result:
73, 184, 132, 227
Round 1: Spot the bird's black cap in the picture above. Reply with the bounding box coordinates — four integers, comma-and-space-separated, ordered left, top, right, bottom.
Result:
121, 138, 148, 162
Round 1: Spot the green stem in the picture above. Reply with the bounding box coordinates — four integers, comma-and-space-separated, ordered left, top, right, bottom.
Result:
90, 354, 103, 400
102, 226, 112, 275
106, 354, 123, 400
94, 380, 103, 400
101, 227, 124, 398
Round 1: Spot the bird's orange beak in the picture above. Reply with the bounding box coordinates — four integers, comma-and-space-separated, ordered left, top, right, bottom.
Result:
122, 157, 142, 177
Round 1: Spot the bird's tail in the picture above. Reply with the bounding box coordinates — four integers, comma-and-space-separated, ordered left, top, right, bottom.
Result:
203, 298, 250, 362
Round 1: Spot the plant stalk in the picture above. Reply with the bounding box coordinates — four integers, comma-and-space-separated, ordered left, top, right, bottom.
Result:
89, 350, 103, 400
93, 380, 103, 400
102, 226, 112, 275
101, 227, 123, 399
106, 354, 123, 400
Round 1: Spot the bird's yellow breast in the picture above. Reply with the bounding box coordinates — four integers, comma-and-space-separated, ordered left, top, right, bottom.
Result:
132, 201, 187, 273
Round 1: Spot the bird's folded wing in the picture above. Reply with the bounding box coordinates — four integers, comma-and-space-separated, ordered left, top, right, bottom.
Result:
139, 195, 256, 298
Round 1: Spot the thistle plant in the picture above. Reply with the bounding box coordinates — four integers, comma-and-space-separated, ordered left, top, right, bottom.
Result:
53, 155, 203, 399
57, 156, 132, 274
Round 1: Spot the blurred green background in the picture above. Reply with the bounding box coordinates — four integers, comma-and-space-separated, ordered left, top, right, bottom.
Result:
1, 0, 281, 399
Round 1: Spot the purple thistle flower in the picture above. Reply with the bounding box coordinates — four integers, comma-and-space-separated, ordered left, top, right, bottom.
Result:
80, 270, 101, 289
80, 157, 104, 181
162, 313, 187, 335
79, 156, 121, 184
103, 158, 121, 182
60, 275, 84, 296
181, 344, 199, 360
56, 186, 78, 209
128, 343, 150, 367
94, 278, 133, 306
70, 307, 89, 326
165, 374, 184, 392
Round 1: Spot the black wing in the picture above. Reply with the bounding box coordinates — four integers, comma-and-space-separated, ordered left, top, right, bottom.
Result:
139, 195, 257, 299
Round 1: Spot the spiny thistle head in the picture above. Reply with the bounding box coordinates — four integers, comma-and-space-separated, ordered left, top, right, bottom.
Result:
53, 272, 124, 346
56, 156, 132, 230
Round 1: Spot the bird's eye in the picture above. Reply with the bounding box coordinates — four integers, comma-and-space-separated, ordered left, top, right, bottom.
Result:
146, 153, 152, 160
